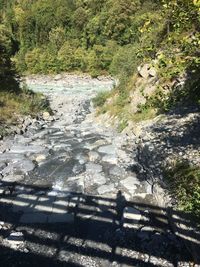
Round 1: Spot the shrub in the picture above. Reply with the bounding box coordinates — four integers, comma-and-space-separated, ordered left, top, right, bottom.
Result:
93, 91, 111, 108
165, 162, 200, 220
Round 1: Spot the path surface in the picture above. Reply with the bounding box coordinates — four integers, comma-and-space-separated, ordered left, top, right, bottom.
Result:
0, 75, 193, 266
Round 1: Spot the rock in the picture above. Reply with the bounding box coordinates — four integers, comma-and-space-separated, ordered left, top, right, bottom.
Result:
23, 117, 32, 127
88, 151, 100, 162
75, 154, 88, 165
98, 145, 116, 155
72, 164, 85, 174
5, 232, 24, 249
86, 163, 103, 173
149, 67, 157, 77
102, 154, 118, 164
138, 64, 150, 79
97, 184, 115, 195
109, 166, 126, 177
92, 139, 108, 148
2, 174, 24, 183
0, 162, 6, 171
91, 173, 107, 186
35, 154, 47, 163
137, 226, 154, 241
2, 159, 35, 175
43, 112, 50, 121
120, 176, 140, 194
9, 144, 44, 154
54, 74, 62, 81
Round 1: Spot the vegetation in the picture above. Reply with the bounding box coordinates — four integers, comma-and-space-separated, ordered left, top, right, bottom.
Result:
0, 0, 199, 123
0, 2, 50, 136
92, 0, 200, 121
165, 162, 200, 221
93, 91, 111, 108
0, 88, 50, 135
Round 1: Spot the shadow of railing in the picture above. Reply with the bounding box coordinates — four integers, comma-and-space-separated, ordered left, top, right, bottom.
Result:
0, 181, 199, 267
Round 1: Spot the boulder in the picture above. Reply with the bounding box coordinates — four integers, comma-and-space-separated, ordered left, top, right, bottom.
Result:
35, 154, 47, 163
138, 64, 157, 79
43, 112, 50, 121
5, 232, 24, 249
149, 67, 157, 77
97, 183, 115, 195
54, 74, 62, 81
138, 64, 150, 79
88, 151, 100, 162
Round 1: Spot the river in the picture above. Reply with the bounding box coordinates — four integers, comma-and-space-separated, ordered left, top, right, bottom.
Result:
0, 75, 190, 267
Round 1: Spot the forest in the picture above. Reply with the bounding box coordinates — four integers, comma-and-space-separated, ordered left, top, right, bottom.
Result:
0, 0, 200, 102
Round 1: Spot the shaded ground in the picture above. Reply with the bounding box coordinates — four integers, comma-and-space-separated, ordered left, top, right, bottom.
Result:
0, 182, 198, 267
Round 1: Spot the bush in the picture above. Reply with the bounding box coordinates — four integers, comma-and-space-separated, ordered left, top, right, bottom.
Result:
93, 91, 111, 108
165, 162, 200, 220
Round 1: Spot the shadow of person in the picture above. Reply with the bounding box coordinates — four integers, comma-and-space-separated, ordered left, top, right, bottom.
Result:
116, 190, 127, 227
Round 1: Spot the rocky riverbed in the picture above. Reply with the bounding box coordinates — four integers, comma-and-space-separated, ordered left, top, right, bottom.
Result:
0, 74, 198, 266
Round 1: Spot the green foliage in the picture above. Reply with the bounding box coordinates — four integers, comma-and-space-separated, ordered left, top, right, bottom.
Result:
0, 88, 50, 129
0, 0, 152, 74
1, 0, 200, 122
92, 90, 111, 108
117, 119, 128, 132
165, 162, 200, 220
0, 22, 19, 92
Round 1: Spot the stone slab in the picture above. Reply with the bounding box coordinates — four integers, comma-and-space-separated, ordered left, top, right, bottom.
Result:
120, 176, 140, 193
97, 184, 115, 195
98, 145, 116, 155
86, 163, 103, 173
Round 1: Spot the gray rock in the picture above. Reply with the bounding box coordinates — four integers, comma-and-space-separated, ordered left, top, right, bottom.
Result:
102, 154, 118, 164
75, 154, 88, 165
0, 162, 6, 171
149, 67, 157, 77
86, 163, 103, 173
72, 164, 84, 174
5, 232, 24, 249
92, 173, 107, 186
138, 64, 150, 79
35, 154, 47, 163
97, 183, 115, 194
109, 166, 126, 177
9, 144, 44, 154
2, 174, 24, 183
120, 176, 140, 193
2, 159, 35, 175
88, 151, 100, 162
98, 145, 116, 155
0, 153, 25, 161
